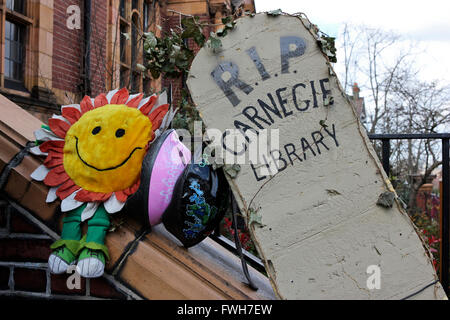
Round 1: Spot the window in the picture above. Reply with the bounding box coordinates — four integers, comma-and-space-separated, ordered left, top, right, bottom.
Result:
6, 0, 24, 14
4, 20, 24, 86
117, 0, 151, 94
143, 1, 150, 31
2, 0, 32, 91
119, 0, 125, 18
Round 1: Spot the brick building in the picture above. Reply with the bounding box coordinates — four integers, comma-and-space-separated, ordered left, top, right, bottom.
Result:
0, 0, 255, 122
0, 0, 272, 300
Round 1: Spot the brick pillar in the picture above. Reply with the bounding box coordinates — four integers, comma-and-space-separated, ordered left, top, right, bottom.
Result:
27, 0, 56, 104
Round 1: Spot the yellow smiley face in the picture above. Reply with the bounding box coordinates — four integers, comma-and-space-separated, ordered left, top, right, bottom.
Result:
63, 104, 152, 193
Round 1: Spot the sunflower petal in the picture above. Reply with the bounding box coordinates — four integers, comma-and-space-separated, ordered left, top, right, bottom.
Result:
39, 140, 65, 153
56, 180, 80, 200
110, 87, 129, 104
126, 93, 144, 108
44, 168, 70, 187
60, 190, 84, 212
30, 146, 48, 156
43, 151, 64, 168
62, 107, 82, 124
153, 90, 167, 110
106, 89, 119, 103
46, 187, 58, 203
48, 118, 70, 139
74, 189, 112, 202
138, 94, 157, 115
51, 114, 71, 124
114, 191, 128, 202
81, 202, 99, 222
94, 93, 108, 108
80, 95, 94, 114
34, 128, 63, 142
104, 193, 126, 213
61, 104, 81, 112
31, 165, 50, 181
148, 104, 169, 131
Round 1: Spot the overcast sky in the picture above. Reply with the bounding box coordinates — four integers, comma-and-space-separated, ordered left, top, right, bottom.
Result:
254, 0, 450, 85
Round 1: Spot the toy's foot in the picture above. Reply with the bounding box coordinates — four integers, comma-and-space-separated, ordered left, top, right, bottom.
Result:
48, 246, 77, 274
76, 248, 105, 278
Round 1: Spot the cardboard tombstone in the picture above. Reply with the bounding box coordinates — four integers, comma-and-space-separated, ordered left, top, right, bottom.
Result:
187, 13, 447, 299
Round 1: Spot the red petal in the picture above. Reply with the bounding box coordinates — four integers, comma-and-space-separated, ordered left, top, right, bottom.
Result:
94, 93, 108, 108
75, 189, 112, 202
126, 93, 144, 108
148, 104, 169, 131
44, 157, 63, 168
115, 191, 128, 203
48, 118, 70, 139
56, 180, 80, 200
47, 164, 65, 174
43, 150, 64, 168
44, 169, 70, 187
139, 95, 157, 115
62, 107, 81, 124
80, 95, 94, 114
39, 140, 65, 153
110, 88, 129, 104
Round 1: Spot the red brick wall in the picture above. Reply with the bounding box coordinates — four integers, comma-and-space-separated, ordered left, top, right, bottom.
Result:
52, 0, 84, 95
52, 0, 107, 98
90, 0, 108, 97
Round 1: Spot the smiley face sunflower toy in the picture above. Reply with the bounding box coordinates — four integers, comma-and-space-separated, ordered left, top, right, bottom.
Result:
30, 88, 172, 278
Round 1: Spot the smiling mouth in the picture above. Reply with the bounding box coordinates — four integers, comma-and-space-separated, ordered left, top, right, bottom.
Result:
75, 136, 143, 171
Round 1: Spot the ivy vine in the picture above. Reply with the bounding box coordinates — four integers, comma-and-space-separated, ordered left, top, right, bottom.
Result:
142, 16, 238, 79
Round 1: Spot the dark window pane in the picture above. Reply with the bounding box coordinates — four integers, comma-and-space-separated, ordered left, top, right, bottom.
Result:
5, 20, 10, 39
132, 0, 138, 10
144, 2, 150, 30
131, 72, 139, 93
4, 60, 10, 78
120, 24, 127, 63
131, 17, 138, 67
119, 0, 125, 18
4, 20, 25, 82
6, 0, 25, 14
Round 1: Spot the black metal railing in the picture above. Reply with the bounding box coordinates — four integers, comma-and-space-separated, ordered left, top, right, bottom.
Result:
369, 133, 450, 296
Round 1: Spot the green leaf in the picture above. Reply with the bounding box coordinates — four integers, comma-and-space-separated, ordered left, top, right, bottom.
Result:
136, 63, 146, 72
267, 9, 282, 16
144, 32, 157, 49
319, 120, 328, 128
208, 36, 222, 51
221, 16, 233, 24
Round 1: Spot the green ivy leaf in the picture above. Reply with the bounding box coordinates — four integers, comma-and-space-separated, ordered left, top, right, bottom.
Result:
267, 9, 282, 16
208, 36, 222, 52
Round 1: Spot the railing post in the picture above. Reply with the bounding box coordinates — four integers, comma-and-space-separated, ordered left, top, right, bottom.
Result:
441, 138, 449, 295
381, 139, 390, 175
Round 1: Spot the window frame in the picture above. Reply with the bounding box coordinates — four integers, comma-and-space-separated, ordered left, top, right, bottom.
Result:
1, 0, 33, 94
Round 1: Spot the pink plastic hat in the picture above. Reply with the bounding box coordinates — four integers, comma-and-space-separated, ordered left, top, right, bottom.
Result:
146, 129, 191, 226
